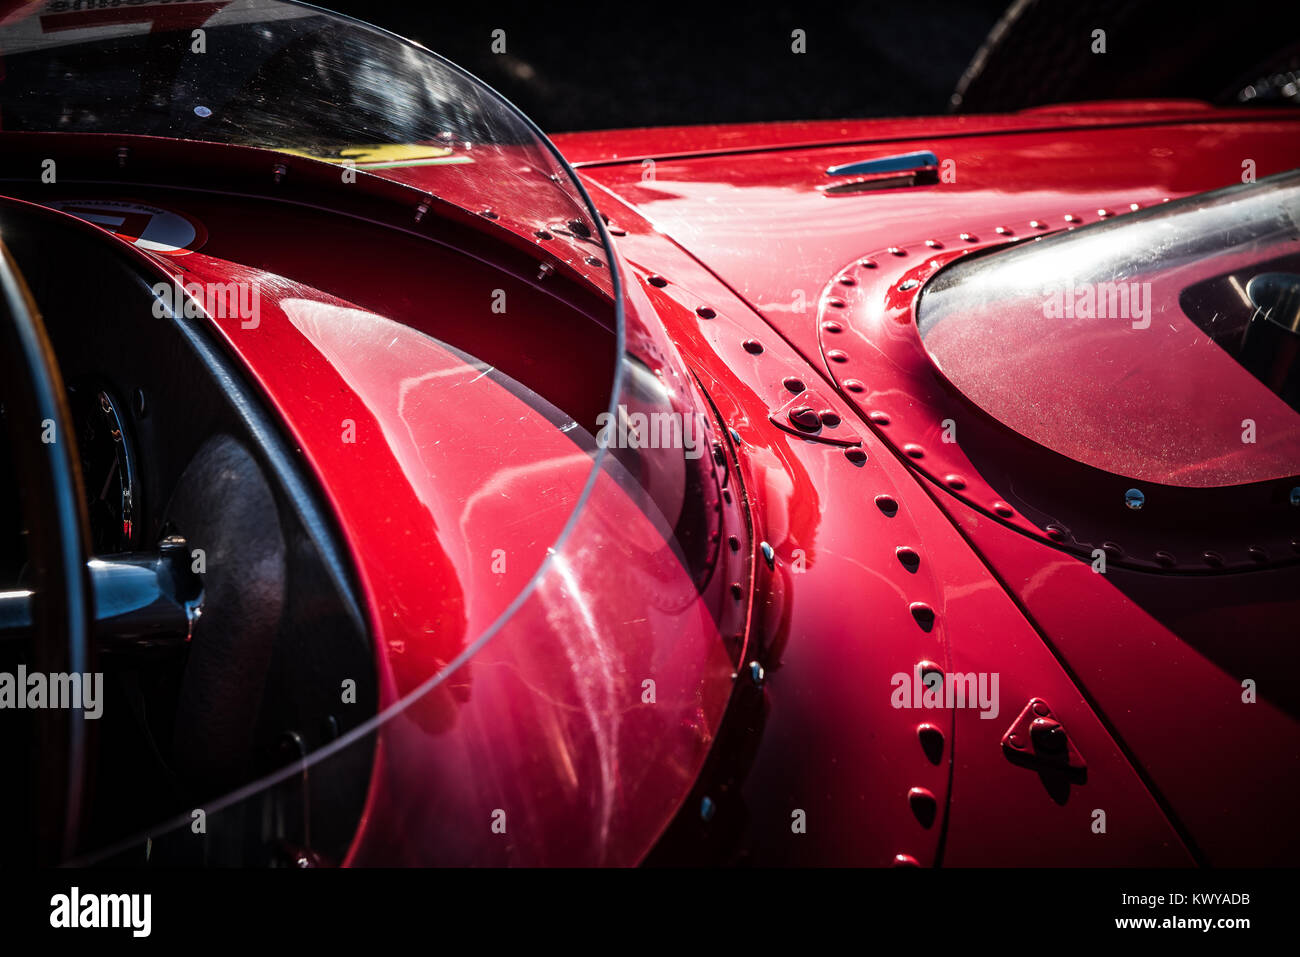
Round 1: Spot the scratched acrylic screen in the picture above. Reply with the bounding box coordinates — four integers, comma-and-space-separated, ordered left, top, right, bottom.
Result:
1, 0, 740, 865
917, 171, 1300, 487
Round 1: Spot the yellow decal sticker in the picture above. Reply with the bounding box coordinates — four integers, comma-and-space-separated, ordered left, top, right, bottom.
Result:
272, 143, 474, 169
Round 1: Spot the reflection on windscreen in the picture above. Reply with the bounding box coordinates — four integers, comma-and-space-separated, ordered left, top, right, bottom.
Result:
917, 170, 1300, 486
0, 1, 533, 152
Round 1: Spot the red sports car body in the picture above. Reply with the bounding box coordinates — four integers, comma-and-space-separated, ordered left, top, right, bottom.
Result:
0, 0, 1296, 867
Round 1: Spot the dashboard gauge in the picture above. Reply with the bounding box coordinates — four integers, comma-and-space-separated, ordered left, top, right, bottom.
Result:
67, 381, 139, 555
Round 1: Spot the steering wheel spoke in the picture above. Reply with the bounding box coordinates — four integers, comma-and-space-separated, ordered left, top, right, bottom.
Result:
0, 539, 200, 653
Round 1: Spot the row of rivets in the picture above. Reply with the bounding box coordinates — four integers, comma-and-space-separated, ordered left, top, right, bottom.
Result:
824, 239, 966, 856
833, 367, 946, 854
623, 270, 755, 667
830, 293, 948, 856
822, 251, 1035, 533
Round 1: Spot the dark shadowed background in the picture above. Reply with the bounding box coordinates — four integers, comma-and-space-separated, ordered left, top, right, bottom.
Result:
322, 0, 1004, 130
323, 0, 1297, 132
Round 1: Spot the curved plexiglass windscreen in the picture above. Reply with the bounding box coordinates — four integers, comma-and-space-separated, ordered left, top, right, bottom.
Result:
0, 0, 609, 287
1, 1, 743, 865
918, 170, 1300, 488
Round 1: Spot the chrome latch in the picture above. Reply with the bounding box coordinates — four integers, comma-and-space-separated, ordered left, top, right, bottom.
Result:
821, 151, 940, 194
825, 150, 939, 177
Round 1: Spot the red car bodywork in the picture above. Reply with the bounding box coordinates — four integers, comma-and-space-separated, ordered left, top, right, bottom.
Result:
557, 106, 1299, 866
5, 67, 1298, 862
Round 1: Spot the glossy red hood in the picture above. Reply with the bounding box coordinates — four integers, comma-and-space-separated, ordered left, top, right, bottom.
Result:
558, 105, 1300, 864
